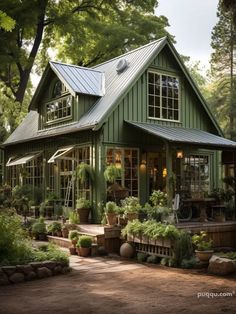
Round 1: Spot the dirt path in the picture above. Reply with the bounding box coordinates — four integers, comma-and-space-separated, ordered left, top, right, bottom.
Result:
0, 256, 236, 314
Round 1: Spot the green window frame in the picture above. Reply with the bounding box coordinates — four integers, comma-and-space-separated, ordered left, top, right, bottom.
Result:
182, 154, 210, 193
148, 71, 180, 122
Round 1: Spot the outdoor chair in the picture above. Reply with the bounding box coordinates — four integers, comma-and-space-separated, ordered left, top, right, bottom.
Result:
172, 193, 180, 223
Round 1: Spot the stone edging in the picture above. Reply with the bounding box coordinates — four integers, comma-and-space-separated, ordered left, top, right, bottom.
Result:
0, 261, 71, 285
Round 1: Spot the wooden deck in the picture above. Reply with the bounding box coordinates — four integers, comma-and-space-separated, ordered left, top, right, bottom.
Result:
177, 221, 236, 248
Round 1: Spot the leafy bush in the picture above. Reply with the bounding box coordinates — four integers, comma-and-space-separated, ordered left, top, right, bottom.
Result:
174, 230, 193, 266
181, 257, 198, 269
32, 218, 46, 236
137, 252, 148, 263
33, 243, 69, 266
149, 190, 167, 206
146, 255, 160, 264
69, 230, 79, 241
47, 221, 62, 233
77, 235, 92, 248
121, 196, 141, 214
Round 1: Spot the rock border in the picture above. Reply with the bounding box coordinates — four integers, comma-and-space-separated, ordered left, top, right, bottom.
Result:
0, 261, 71, 285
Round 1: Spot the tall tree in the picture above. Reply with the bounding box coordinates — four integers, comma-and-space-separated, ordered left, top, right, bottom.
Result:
0, 0, 171, 105
210, 1, 236, 139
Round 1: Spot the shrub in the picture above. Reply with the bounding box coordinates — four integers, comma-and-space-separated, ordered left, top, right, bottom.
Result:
181, 257, 198, 269
149, 190, 167, 206
77, 235, 92, 248
174, 230, 193, 266
69, 230, 79, 241
146, 255, 160, 264
33, 243, 69, 266
137, 252, 148, 263
47, 221, 62, 233
32, 218, 46, 236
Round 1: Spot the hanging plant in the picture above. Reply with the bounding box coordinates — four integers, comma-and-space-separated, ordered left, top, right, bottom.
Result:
104, 164, 121, 183
76, 162, 94, 184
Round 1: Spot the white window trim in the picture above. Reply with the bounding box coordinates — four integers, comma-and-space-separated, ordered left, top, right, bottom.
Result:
48, 146, 74, 163
147, 70, 181, 123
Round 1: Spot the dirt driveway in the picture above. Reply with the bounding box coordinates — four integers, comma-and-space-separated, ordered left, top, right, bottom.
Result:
0, 255, 236, 314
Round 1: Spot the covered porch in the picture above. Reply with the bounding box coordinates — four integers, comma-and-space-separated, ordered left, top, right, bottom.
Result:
126, 121, 236, 223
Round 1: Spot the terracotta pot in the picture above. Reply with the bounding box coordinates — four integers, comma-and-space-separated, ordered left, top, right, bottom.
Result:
71, 239, 77, 247
77, 207, 90, 224
69, 247, 77, 255
56, 230, 62, 237
78, 247, 91, 257
195, 250, 214, 262
106, 213, 117, 226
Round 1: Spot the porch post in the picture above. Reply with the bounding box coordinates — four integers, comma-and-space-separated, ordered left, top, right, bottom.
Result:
165, 141, 173, 207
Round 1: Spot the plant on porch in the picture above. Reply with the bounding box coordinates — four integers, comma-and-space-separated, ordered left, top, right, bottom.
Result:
76, 198, 91, 224
121, 196, 142, 221
104, 201, 119, 226
192, 231, 214, 262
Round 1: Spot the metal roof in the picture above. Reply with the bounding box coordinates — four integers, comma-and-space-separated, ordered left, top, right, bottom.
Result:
50, 61, 105, 97
78, 37, 166, 129
126, 121, 236, 149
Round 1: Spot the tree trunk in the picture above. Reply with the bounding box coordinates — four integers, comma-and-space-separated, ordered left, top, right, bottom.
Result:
15, 0, 48, 104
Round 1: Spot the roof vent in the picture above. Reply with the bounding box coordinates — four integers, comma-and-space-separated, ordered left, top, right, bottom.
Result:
116, 58, 128, 73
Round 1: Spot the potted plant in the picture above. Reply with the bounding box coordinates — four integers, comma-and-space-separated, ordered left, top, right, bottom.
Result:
32, 217, 47, 241
104, 201, 118, 226
192, 231, 214, 262
121, 196, 141, 221
76, 198, 91, 224
76, 235, 92, 257
69, 230, 79, 255
50, 221, 62, 237
104, 164, 127, 202
69, 210, 80, 224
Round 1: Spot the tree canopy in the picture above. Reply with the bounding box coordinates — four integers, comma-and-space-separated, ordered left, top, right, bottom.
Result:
0, 0, 172, 140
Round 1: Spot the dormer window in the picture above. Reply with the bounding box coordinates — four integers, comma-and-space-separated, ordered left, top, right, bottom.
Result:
44, 79, 72, 124
148, 71, 180, 122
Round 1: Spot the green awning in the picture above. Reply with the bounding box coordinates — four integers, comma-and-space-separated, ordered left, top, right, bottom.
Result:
126, 121, 236, 150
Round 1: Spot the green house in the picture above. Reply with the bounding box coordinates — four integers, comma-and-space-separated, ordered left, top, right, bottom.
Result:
2, 37, 236, 221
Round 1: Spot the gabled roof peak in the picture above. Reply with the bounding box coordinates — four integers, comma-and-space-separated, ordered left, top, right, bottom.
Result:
49, 61, 103, 74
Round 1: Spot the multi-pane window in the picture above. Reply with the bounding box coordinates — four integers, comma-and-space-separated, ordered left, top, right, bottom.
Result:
148, 72, 179, 121
8, 165, 20, 188
46, 96, 72, 122
24, 155, 43, 188
182, 155, 210, 193
106, 148, 139, 197
74, 146, 91, 199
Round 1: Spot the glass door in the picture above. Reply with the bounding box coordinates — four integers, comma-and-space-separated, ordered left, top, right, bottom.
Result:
147, 152, 166, 196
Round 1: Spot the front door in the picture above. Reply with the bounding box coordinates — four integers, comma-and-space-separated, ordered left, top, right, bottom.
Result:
147, 152, 166, 196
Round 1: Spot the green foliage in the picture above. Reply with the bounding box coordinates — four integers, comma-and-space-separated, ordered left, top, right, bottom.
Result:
104, 164, 122, 183
137, 252, 148, 263
32, 243, 69, 266
146, 255, 160, 264
0, 10, 15, 31
76, 198, 91, 209
216, 251, 236, 260
77, 235, 92, 248
121, 196, 142, 214
69, 230, 79, 241
181, 257, 198, 269
47, 221, 62, 233
149, 190, 167, 206
192, 231, 213, 251
76, 162, 94, 184
31, 218, 47, 236
69, 210, 80, 224
174, 230, 193, 266
122, 220, 180, 240
104, 201, 118, 214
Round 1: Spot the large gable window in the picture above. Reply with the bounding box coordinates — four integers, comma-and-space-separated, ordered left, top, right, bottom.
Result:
148, 71, 180, 121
